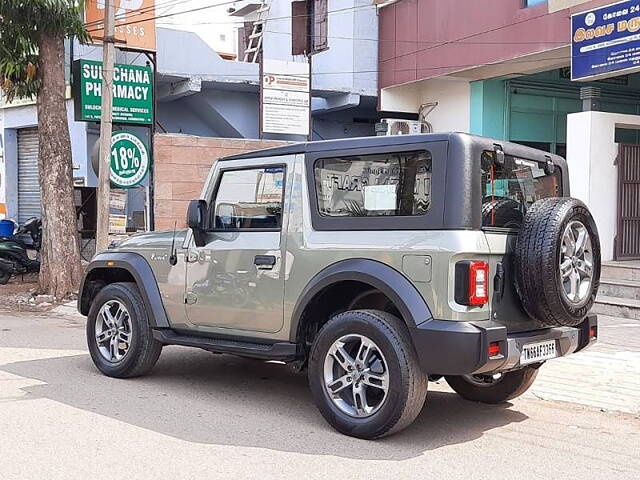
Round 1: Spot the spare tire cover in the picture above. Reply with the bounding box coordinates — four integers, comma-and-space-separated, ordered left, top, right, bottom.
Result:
514, 197, 601, 327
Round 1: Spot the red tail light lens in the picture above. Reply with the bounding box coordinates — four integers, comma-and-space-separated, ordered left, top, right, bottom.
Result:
455, 260, 490, 306
488, 341, 501, 357
469, 261, 489, 305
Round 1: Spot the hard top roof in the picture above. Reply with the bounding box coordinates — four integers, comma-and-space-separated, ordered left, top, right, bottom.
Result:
222, 133, 455, 160
221, 132, 566, 165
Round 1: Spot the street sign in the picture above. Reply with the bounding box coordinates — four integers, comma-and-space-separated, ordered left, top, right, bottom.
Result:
110, 131, 151, 188
73, 60, 153, 124
572, 1, 640, 81
85, 0, 156, 52
261, 59, 310, 137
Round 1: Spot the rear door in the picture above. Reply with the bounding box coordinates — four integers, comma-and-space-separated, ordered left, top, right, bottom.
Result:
481, 152, 563, 332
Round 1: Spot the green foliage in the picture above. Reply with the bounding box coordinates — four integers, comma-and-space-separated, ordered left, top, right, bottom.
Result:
0, 1, 88, 102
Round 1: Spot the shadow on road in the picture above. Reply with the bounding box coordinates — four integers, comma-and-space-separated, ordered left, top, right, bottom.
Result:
3, 347, 528, 460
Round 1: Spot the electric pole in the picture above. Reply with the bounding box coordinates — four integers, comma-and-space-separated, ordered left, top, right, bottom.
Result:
96, 0, 116, 253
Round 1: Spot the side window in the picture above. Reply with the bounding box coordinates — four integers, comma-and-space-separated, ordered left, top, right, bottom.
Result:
211, 166, 285, 230
481, 152, 561, 229
314, 151, 432, 217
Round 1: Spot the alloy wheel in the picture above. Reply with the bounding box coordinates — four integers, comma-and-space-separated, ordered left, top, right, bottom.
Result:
559, 220, 594, 303
323, 334, 389, 418
95, 300, 133, 363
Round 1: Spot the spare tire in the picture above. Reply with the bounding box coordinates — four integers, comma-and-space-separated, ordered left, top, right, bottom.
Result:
482, 197, 524, 229
514, 197, 601, 327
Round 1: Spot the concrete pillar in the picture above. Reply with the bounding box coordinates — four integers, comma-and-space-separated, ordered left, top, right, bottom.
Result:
566, 111, 640, 261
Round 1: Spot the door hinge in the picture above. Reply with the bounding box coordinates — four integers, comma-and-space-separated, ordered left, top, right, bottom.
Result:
186, 251, 199, 263
184, 292, 197, 305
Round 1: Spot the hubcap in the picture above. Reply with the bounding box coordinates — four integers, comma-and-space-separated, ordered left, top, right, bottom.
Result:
323, 334, 389, 418
560, 220, 594, 304
95, 300, 132, 363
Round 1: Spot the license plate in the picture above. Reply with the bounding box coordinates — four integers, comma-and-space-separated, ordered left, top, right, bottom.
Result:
520, 340, 557, 365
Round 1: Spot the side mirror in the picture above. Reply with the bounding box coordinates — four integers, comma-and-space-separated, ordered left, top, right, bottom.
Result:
187, 199, 208, 247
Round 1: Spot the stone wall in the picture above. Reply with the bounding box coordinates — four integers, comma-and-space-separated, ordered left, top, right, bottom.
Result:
153, 134, 290, 230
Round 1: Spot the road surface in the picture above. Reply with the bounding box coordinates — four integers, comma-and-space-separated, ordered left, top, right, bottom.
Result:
0, 311, 638, 480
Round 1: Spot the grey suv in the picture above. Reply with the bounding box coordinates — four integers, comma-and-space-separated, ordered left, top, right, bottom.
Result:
79, 133, 600, 439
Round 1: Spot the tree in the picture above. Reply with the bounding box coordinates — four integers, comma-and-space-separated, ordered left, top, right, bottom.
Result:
0, 1, 88, 298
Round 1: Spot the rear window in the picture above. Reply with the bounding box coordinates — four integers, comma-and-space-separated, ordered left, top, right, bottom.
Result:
314, 150, 432, 217
481, 152, 561, 229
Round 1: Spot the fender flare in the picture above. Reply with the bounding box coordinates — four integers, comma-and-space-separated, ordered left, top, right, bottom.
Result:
290, 258, 433, 343
78, 252, 170, 328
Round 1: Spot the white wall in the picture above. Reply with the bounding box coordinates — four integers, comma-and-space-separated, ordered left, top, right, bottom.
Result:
380, 77, 471, 133
566, 111, 640, 261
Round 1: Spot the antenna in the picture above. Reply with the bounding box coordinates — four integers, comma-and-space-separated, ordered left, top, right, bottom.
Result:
169, 221, 178, 266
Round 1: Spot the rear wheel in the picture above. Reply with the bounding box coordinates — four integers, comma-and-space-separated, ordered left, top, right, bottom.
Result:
445, 367, 538, 404
87, 282, 162, 378
308, 310, 427, 439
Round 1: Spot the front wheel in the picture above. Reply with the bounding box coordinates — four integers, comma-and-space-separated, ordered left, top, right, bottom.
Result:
308, 310, 427, 439
87, 282, 162, 378
445, 366, 539, 404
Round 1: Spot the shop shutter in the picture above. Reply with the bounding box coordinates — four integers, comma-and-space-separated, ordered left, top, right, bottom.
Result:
17, 128, 41, 224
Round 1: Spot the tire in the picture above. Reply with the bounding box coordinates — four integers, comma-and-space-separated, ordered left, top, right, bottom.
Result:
515, 197, 601, 327
86, 282, 162, 378
445, 367, 538, 404
308, 309, 427, 439
0, 268, 10, 285
482, 197, 523, 229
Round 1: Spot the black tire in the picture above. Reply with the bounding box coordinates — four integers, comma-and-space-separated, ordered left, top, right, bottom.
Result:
308, 310, 427, 439
87, 282, 162, 378
445, 367, 538, 404
515, 197, 601, 327
0, 268, 10, 285
482, 197, 523, 229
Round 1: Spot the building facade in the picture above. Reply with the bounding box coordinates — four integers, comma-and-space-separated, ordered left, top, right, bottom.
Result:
378, 0, 640, 261
0, 0, 382, 237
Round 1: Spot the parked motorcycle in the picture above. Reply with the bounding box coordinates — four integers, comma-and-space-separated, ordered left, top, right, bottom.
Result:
0, 217, 42, 285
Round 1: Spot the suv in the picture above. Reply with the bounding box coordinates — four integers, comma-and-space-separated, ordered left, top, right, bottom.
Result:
79, 133, 600, 439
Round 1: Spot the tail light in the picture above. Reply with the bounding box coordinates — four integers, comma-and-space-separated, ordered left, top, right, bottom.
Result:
455, 261, 490, 306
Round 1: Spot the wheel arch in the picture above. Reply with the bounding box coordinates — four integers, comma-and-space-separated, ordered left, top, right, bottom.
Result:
291, 258, 433, 345
78, 252, 170, 328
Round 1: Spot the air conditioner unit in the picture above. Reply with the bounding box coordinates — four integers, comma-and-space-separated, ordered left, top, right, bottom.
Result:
377, 118, 431, 136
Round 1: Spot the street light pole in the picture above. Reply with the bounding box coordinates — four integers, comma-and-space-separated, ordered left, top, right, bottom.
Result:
96, 0, 116, 253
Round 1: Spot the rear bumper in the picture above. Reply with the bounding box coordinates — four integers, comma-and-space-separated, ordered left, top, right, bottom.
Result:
411, 315, 597, 376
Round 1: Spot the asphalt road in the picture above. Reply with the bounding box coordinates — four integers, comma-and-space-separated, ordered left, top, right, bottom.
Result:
1, 312, 639, 480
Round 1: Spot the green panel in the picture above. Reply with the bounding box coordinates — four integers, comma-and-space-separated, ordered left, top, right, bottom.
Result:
470, 79, 506, 139
510, 93, 554, 111
73, 59, 153, 125
556, 97, 581, 113
510, 111, 555, 142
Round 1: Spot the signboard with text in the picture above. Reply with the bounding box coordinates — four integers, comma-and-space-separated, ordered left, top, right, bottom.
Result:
572, 0, 640, 81
261, 59, 310, 137
85, 0, 156, 52
73, 60, 153, 124
110, 131, 151, 188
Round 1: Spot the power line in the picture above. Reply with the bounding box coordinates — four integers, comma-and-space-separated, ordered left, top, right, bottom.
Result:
156, 54, 574, 79
84, 0, 198, 27
87, 1, 375, 33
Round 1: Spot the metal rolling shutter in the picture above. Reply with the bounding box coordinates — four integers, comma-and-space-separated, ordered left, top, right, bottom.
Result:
17, 128, 41, 223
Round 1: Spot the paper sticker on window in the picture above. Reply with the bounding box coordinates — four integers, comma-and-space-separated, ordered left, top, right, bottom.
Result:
363, 184, 396, 211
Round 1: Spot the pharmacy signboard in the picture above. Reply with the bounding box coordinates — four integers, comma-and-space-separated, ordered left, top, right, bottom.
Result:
572, 0, 640, 81
73, 59, 153, 124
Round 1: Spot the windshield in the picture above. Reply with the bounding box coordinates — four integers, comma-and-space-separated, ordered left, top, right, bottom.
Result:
481, 152, 561, 229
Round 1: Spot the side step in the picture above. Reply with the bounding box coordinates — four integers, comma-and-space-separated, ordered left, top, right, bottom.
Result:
153, 329, 298, 361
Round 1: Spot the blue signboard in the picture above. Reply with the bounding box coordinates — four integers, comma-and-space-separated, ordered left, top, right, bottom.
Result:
572, 0, 640, 81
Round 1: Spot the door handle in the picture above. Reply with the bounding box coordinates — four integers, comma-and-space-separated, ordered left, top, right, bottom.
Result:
254, 255, 276, 269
